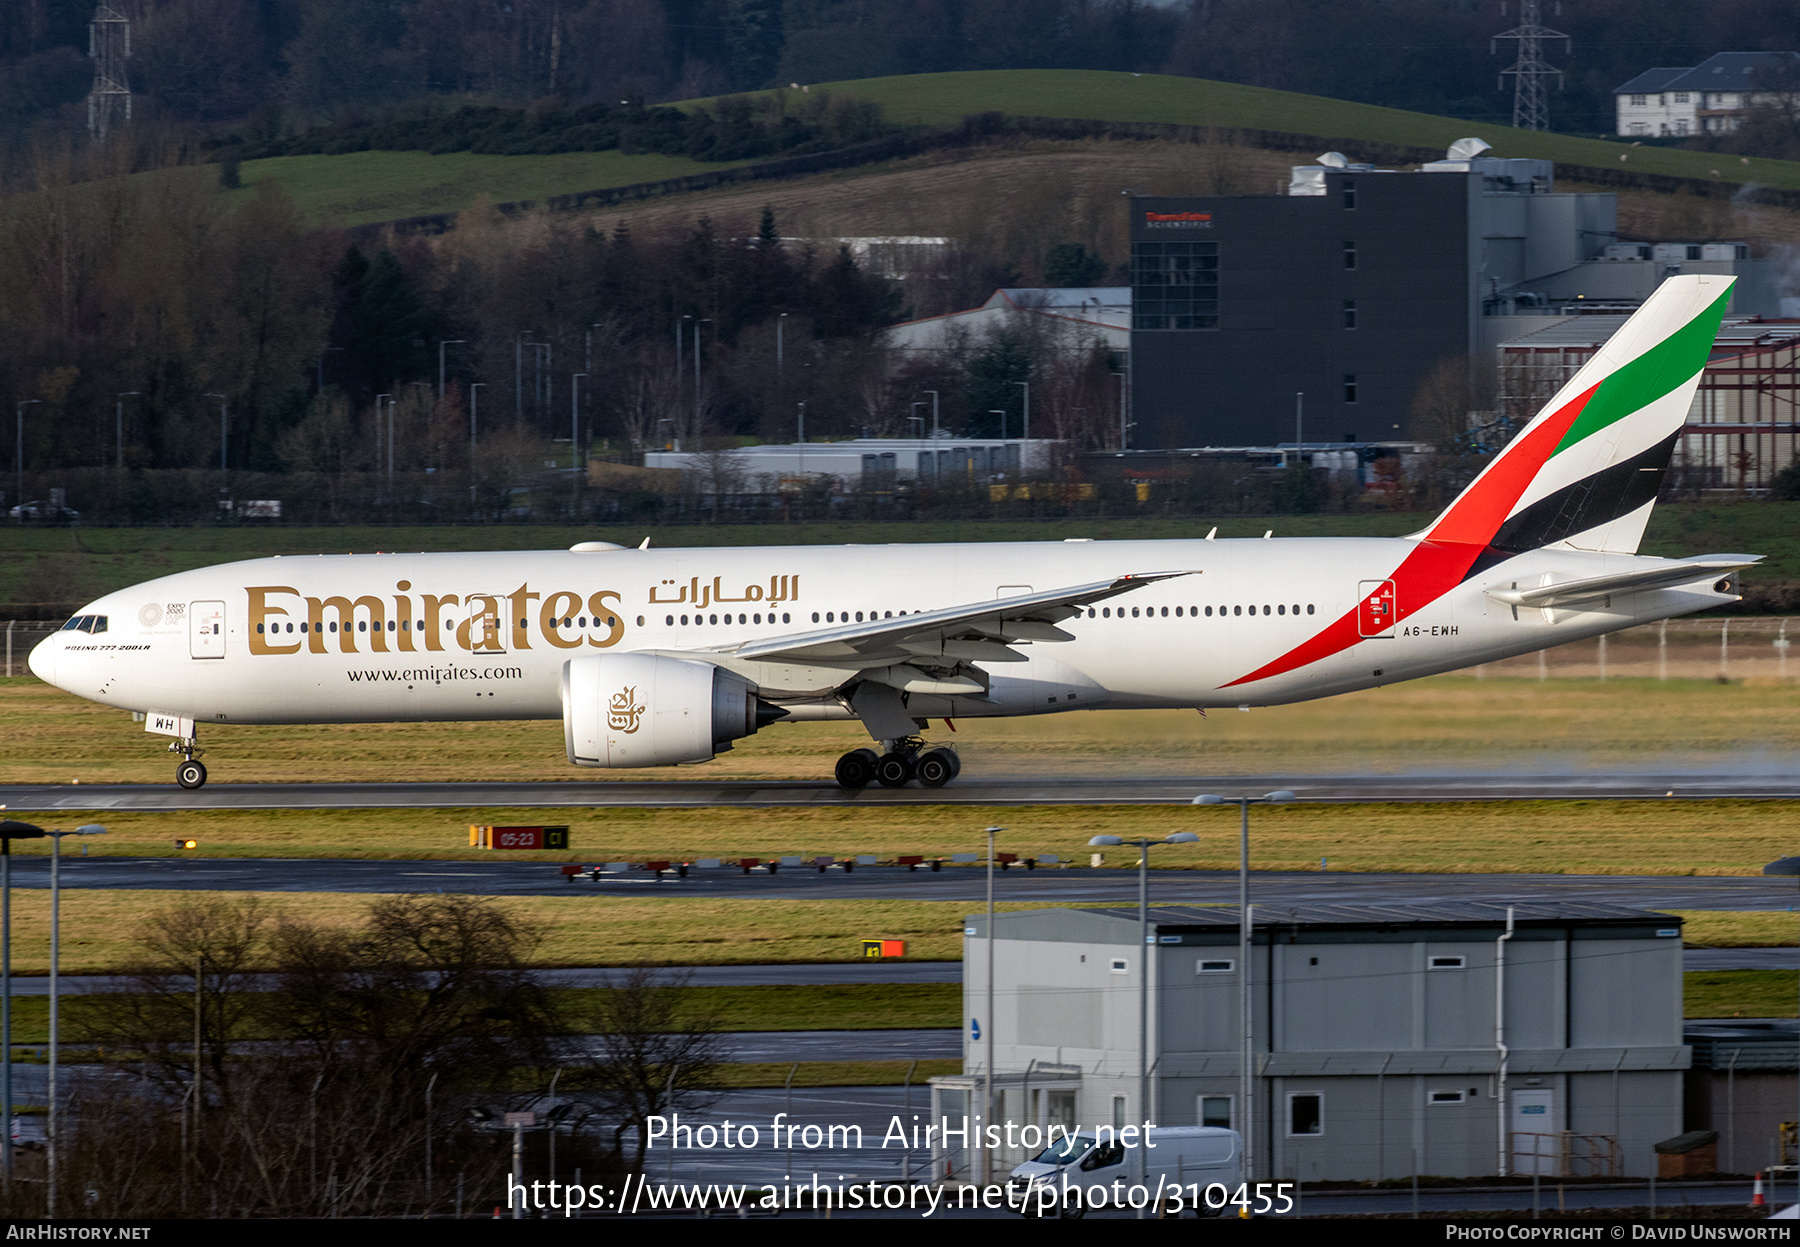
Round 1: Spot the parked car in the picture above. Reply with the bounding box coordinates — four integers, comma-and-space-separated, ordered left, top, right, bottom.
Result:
7, 500, 79, 521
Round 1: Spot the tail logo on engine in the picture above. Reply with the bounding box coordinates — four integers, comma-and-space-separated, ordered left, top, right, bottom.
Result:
608, 686, 645, 733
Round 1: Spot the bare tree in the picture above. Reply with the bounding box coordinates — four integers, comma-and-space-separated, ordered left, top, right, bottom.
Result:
561, 966, 729, 1173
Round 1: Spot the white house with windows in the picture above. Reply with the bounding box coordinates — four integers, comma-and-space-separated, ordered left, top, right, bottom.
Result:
1615, 51, 1800, 137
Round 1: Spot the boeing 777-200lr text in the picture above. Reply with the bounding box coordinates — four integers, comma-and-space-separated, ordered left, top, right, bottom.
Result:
30, 275, 1757, 790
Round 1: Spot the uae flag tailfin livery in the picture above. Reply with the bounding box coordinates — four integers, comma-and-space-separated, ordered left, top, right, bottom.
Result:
1420, 272, 1733, 559
29, 276, 1760, 793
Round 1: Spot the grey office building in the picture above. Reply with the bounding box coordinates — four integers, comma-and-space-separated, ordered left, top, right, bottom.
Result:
942, 902, 1688, 1182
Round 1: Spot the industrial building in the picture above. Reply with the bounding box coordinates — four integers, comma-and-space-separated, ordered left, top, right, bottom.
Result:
1125, 142, 1776, 451
936, 902, 1688, 1182
1499, 315, 1800, 495
643, 437, 1060, 492
1683, 1019, 1799, 1176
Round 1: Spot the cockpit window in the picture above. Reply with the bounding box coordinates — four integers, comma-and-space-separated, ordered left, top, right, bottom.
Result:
86, 616, 106, 633
60, 617, 83, 632
59, 616, 107, 634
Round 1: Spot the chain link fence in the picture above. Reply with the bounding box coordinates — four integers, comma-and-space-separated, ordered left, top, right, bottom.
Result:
2, 621, 59, 678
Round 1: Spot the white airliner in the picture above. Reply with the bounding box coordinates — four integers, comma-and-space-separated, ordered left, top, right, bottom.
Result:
31, 275, 1757, 791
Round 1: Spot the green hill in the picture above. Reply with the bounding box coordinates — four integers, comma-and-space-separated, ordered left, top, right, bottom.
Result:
807, 70, 1800, 190
230, 69, 1800, 229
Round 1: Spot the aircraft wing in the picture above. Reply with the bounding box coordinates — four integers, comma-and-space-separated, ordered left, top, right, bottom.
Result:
1483, 554, 1761, 609
693, 571, 1191, 670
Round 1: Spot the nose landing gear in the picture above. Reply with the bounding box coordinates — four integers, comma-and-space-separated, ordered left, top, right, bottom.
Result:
169, 734, 207, 790
833, 738, 960, 790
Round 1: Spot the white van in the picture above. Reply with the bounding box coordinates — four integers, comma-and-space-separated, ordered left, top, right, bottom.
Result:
1007, 1125, 1243, 1218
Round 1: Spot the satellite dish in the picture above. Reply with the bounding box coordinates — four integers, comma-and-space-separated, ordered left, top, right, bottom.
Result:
1447, 137, 1493, 161
1316, 152, 1350, 169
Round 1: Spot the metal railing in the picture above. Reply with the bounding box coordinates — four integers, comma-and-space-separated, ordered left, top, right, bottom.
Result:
1510, 1130, 1621, 1178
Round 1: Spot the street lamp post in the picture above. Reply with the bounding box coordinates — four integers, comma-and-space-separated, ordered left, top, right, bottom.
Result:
570, 374, 587, 509
0, 819, 48, 1191
989, 410, 1006, 441
468, 383, 484, 508
1015, 380, 1030, 441
437, 340, 466, 404
1087, 830, 1199, 1215
115, 392, 140, 472
693, 319, 710, 430
982, 826, 1004, 1185
15, 400, 42, 517
923, 390, 940, 439
374, 394, 392, 488
204, 394, 227, 473
45, 824, 105, 1218
1194, 790, 1296, 1188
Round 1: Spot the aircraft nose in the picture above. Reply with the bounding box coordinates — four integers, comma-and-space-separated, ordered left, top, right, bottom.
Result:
26, 635, 56, 686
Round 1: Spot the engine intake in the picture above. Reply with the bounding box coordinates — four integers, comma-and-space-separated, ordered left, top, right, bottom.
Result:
562, 654, 778, 768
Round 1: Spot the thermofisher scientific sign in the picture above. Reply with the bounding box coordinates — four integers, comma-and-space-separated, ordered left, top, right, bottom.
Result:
1143, 211, 1214, 229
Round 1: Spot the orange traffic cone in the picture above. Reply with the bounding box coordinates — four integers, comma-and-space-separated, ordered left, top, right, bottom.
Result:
1753, 1172, 1766, 1208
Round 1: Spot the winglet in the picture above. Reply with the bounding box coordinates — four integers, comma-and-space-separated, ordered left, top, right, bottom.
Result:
638, 536, 651, 550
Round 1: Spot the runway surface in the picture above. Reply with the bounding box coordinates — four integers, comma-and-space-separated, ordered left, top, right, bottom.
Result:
8, 768, 1800, 811
10, 854, 1800, 910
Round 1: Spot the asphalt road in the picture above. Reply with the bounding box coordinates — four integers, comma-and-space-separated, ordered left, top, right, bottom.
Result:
8, 768, 1800, 811
9, 854, 1800, 910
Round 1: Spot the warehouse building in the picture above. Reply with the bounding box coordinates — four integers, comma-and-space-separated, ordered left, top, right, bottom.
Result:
936, 902, 1688, 1182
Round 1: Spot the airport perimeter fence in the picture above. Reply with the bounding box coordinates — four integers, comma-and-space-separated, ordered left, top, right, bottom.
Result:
1475, 616, 1800, 682
4, 616, 1797, 682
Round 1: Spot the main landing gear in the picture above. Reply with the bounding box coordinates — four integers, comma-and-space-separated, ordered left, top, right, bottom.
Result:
170, 734, 207, 790
834, 737, 961, 790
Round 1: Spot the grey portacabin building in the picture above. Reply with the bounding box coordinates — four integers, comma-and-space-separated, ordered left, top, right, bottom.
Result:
947, 902, 1688, 1182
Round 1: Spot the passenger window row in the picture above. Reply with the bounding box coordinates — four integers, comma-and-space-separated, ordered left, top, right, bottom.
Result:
668, 612, 793, 626
1085, 604, 1316, 619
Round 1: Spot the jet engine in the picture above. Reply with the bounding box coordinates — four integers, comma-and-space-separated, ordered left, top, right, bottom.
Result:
561, 653, 782, 768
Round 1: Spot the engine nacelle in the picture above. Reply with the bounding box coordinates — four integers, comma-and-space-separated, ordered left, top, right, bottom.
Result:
562, 653, 763, 768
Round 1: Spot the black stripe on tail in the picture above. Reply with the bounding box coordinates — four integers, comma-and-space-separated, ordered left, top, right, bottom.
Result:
1488, 431, 1679, 554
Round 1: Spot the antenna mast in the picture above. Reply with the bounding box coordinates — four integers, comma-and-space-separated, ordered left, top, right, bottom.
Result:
1492, 0, 1569, 132
87, 4, 132, 140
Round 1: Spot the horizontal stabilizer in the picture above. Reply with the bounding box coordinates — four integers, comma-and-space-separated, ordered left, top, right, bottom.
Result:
1484, 555, 1760, 609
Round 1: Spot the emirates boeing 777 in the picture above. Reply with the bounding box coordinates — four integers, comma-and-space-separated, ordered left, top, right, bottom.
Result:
30, 275, 1755, 790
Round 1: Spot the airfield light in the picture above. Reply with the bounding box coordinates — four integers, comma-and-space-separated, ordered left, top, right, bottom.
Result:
174, 839, 198, 850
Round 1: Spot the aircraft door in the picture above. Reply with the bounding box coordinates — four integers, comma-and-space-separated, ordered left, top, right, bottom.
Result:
189, 601, 226, 659
462, 593, 507, 653
1357, 580, 1396, 638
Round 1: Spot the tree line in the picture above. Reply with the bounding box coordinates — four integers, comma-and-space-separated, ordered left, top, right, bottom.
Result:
23, 893, 726, 1218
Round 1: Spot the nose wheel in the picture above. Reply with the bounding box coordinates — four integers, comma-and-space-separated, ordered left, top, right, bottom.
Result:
168, 732, 207, 789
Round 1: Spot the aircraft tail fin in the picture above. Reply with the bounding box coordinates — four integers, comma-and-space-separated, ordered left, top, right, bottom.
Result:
1418, 274, 1732, 556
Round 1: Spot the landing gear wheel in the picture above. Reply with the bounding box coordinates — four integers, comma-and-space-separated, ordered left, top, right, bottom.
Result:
834, 748, 879, 790
874, 751, 915, 788
947, 750, 963, 779
176, 760, 208, 790
916, 749, 957, 788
